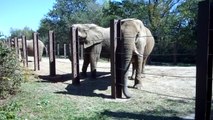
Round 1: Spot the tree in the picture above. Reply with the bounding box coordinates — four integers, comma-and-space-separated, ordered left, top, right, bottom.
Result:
10, 27, 34, 39
38, 0, 103, 44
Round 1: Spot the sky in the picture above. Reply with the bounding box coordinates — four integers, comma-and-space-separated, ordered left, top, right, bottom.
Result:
0, 0, 56, 37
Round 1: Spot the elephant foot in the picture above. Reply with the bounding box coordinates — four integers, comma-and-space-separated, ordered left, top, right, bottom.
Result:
128, 76, 134, 80
91, 70, 97, 79
141, 74, 145, 78
133, 84, 143, 90
81, 72, 87, 78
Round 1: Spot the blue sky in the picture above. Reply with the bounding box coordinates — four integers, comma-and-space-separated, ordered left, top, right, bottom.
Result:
0, 0, 56, 37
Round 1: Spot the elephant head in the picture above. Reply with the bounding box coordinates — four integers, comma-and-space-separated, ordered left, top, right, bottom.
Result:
72, 24, 110, 49
119, 18, 154, 98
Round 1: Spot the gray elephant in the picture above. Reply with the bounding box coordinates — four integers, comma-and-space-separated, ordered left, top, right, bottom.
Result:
129, 26, 155, 80
117, 18, 155, 98
71, 24, 110, 78
15, 39, 46, 61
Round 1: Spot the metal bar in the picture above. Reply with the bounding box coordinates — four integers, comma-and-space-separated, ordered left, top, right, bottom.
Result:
70, 27, 80, 85
48, 31, 56, 76
22, 36, 28, 67
195, 1, 211, 120
33, 32, 39, 71
64, 43, 67, 58
110, 19, 117, 98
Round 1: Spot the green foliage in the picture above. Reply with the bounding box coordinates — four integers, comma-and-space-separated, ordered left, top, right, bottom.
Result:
10, 26, 34, 40
38, 0, 103, 44
37, 0, 199, 64
0, 42, 23, 99
0, 102, 21, 120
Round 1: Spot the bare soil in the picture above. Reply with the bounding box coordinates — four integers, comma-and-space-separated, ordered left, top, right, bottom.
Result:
27, 57, 196, 100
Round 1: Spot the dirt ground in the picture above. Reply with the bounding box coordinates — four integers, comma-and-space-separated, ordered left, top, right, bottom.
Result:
26, 57, 196, 100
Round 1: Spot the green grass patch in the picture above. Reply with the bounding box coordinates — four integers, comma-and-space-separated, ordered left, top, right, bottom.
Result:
0, 80, 195, 120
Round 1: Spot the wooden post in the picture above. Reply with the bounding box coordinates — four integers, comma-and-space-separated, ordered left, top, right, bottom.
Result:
195, 1, 212, 120
57, 43, 60, 57
110, 19, 122, 98
14, 37, 19, 59
115, 20, 122, 98
110, 20, 117, 98
45, 44, 48, 57
8, 38, 12, 48
70, 27, 80, 85
22, 36, 28, 67
33, 32, 40, 71
80, 45, 83, 59
64, 43, 67, 58
48, 31, 56, 76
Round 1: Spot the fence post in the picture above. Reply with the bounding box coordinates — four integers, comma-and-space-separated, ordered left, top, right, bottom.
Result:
110, 20, 117, 98
57, 43, 60, 57
22, 35, 28, 67
48, 31, 56, 76
70, 27, 80, 85
8, 38, 12, 48
80, 45, 83, 59
195, 1, 212, 120
64, 43, 67, 58
33, 32, 40, 71
110, 19, 122, 98
45, 44, 48, 57
14, 37, 19, 59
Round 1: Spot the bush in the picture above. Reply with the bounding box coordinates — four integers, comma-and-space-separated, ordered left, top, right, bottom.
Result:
0, 42, 23, 99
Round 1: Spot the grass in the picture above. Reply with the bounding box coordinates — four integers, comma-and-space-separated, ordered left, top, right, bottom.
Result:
0, 77, 195, 120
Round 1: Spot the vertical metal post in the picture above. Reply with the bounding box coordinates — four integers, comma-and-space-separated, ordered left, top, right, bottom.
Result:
14, 37, 19, 59
33, 32, 40, 71
22, 36, 28, 67
64, 43, 67, 58
57, 43, 60, 57
196, 1, 212, 120
48, 31, 56, 76
70, 27, 80, 85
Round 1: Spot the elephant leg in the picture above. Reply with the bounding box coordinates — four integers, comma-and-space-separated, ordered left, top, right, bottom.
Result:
81, 49, 90, 78
134, 56, 143, 89
129, 58, 136, 80
141, 56, 148, 78
90, 43, 102, 79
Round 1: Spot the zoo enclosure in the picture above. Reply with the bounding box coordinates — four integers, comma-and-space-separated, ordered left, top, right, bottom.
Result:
3, 1, 213, 119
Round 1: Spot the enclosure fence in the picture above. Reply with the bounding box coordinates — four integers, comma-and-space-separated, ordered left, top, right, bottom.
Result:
2, 1, 213, 119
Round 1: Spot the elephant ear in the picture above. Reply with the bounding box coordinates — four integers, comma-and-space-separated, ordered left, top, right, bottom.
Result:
84, 27, 103, 48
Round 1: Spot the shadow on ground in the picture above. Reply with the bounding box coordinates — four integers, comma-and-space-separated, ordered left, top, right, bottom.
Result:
38, 73, 72, 82
101, 110, 194, 120
50, 71, 112, 98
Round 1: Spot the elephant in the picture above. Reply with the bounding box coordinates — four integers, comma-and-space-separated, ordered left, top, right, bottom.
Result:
71, 24, 110, 78
14, 39, 46, 61
129, 27, 155, 80
72, 19, 154, 98
117, 18, 155, 98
